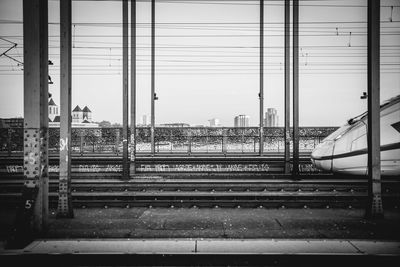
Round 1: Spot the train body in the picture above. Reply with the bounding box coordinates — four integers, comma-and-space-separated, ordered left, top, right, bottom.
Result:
311, 95, 400, 176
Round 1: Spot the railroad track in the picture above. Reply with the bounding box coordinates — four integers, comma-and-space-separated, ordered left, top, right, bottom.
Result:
1, 177, 399, 209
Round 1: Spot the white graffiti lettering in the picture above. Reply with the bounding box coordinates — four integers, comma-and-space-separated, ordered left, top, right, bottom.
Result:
48, 165, 59, 173
78, 164, 101, 173
138, 163, 270, 172
6, 165, 23, 173
60, 137, 68, 151
105, 164, 122, 172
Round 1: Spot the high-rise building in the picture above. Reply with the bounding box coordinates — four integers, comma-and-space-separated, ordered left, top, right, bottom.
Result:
208, 118, 221, 127
234, 115, 250, 127
142, 114, 149, 126
264, 108, 279, 127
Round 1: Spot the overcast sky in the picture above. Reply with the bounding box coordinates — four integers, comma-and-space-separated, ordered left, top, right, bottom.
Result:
0, 0, 399, 126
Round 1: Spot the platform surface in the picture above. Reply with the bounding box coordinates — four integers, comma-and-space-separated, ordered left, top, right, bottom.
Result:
1, 208, 400, 240
1, 239, 399, 255
1, 208, 399, 265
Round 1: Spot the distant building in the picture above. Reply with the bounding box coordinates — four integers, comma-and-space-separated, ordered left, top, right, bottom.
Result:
82, 106, 92, 122
159, 123, 190, 127
264, 108, 279, 127
208, 118, 221, 127
48, 98, 98, 128
141, 114, 149, 126
48, 98, 59, 122
72, 105, 93, 123
234, 115, 250, 127
72, 105, 83, 123
0, 99, 98, 128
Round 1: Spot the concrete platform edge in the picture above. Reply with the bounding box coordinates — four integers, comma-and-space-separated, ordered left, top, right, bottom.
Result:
1, 239, 399, 256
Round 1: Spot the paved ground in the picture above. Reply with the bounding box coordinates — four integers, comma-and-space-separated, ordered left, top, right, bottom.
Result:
2, 239, 400, 255
1, 208, 400, 240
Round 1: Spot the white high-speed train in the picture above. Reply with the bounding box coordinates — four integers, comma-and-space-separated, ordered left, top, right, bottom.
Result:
311, 95, 400, 176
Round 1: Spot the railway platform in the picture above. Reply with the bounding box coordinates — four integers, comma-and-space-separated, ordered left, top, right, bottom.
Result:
1, 238, 399, 266
1, 207, 400, 266
2, 207, 400, 240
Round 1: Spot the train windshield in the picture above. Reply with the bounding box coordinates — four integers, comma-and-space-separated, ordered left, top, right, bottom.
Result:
324, 95, 400, 142
324, 124, 352, 141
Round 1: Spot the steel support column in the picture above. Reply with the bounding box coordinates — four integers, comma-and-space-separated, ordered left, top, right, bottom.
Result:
366, 0, 383, 218
23, 0, 49, 234
292, 0, 299, 176
130, 0, 136, 175
7, 0, 49, 248
151, 0, 156, 155
259, 0, 264, 156
122, 0, 129, 178
57, 0, 73, 218
284, 0, 290, 173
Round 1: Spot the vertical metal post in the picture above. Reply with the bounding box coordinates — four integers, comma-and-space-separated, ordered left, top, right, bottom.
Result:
24, 0, 49, 233
259, 0, 264, 156
366, 0, 383, 218
130, 0, 136, 175
57, 0, 73, 218
150, 0, 156, 155
292, 0, 300, 176
122, 0, 129, 178
284, 0, 291, 174
8, 0, 49, 248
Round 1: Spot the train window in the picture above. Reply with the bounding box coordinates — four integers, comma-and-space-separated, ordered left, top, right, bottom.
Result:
352, 124, 366, 140
324, 124, 352, 141
333, 123, 366, 155
351, 133, 367, 151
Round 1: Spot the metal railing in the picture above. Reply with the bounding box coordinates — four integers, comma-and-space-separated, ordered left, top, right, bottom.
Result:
0, 127, 337, 156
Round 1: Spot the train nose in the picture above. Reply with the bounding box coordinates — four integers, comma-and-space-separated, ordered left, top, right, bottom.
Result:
311, 140, 334, 172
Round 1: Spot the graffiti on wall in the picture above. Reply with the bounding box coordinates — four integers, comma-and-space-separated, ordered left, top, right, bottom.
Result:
138, 163, 271, 172
2, 163, 321, 173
